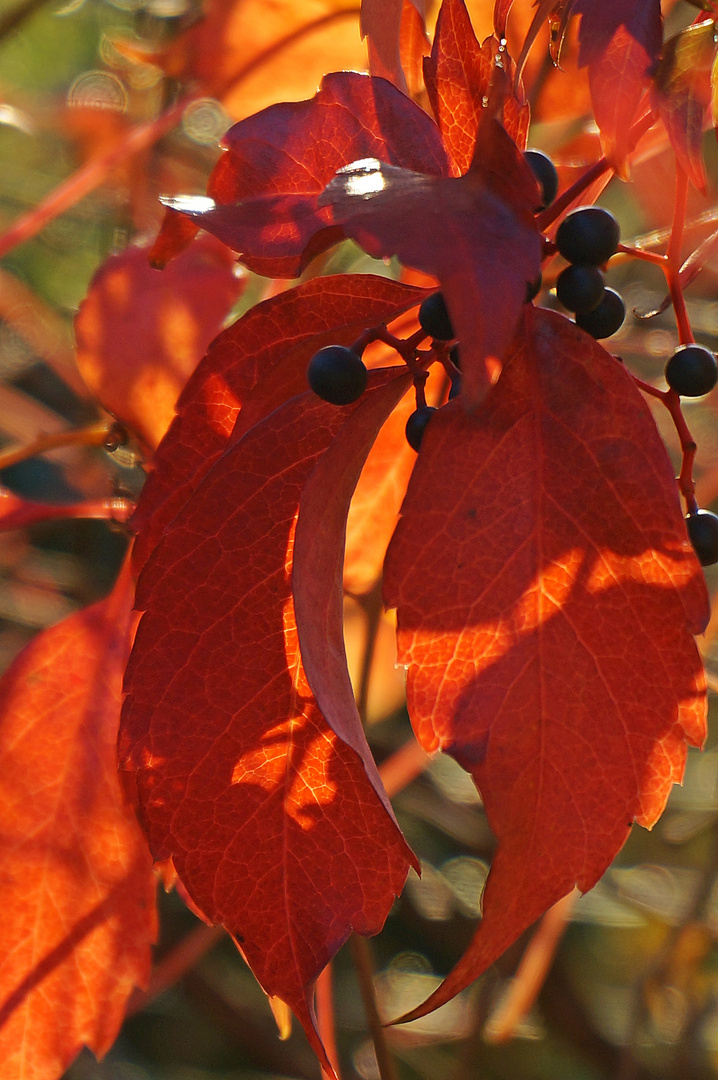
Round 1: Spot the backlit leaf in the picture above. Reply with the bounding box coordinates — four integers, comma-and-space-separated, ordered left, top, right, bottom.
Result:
0, 562, 156, 1080
131, 274, 428, 570
574, 0, 662, 173
383, 307, 708, 1019
424, 1, 529, 174
75, 236, 244, 449
652, 20, 718, 194
361, 0, 422, 92
121, 387, 414, 1061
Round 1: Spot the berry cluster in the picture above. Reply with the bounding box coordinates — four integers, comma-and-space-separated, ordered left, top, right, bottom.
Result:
554, 206, 625, 339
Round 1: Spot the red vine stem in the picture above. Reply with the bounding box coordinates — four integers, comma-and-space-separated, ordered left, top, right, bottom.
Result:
666, 165, 693, 345
0, 419, 116, 470
631, 375, 698, 512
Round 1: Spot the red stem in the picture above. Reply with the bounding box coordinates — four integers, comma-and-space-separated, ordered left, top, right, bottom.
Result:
666, 165, 693, 345
631, 374, 697, 511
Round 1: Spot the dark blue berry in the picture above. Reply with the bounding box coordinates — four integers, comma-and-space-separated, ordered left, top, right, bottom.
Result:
524, 150, 559, 211
575, 288, 625, 339
419, 293, 454, 341
307, 345, 367, 405
665, 345, 718, 397
686, 510, 718, 566
556, 265, 604, 313
405, 406, 436, 451
556, 207, 620, 266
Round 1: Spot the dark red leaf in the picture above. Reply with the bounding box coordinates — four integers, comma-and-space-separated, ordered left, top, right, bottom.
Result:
0, 561, 156, 1080
383, 307, 708, 1019
319, 119, 541, 410
167, 72, 448, 278
121, 387, 414, 1061
131, 274, 429, 571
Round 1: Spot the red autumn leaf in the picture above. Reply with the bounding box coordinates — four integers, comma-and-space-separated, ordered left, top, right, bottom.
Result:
0, 561, 156, 1080
293, 371, 412, 758
573, 0, 662, 173
424, 0, 529, 175
361, 0, 426, 92
382, 307, 708, 1020
319, 117, 541, 410
121, 386, 414, 1063
651, 20, 718, 194
161, 71, 448, 278
74, 236, 244, 450
131, 274, 428, 571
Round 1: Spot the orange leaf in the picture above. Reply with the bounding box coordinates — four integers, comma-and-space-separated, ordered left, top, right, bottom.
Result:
0, 561, 156, 1080
75, 236, 244, 450
121, 386, 414, 1063
383, 308, 708, 1019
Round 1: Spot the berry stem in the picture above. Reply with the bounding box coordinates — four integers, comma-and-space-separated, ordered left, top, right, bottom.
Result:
616, 244, 667, 267
536, 110, 656, 233
666, 165, 694, 346
0, 419, 116, 471
630, 376, 698, 511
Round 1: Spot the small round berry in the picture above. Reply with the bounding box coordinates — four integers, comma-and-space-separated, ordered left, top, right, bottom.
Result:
525, 274, 543, 303
405, 406, 436, 451
575, 288, 625, 339
665, 344, 718, 397
556, 206, 620, 266
419, 293, 454, 341
556, 265, 604, 313
307, 345, 367, 405
686, 509, 718, 566
524, 149, 559, 211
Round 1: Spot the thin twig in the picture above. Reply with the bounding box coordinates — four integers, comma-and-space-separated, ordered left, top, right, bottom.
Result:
0, 420, 114, 471
666, 166, 693, 345
378, 738, 431, 798
351, 935, 398, 1080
